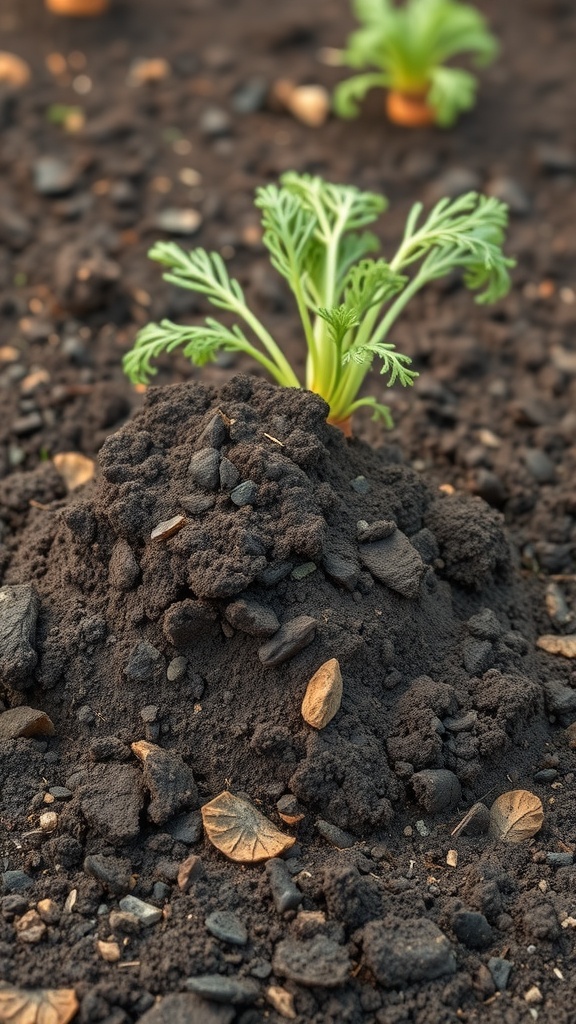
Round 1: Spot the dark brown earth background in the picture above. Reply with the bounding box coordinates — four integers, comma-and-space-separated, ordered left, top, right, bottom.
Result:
0, 1, 575, 1023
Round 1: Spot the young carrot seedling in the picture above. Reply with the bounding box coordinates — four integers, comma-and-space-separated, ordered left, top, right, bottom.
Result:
334, 0, 498, 128
124, 173, 514, 433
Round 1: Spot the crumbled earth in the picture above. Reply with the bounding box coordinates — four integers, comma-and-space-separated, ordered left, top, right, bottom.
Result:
0, 0, 575, 1022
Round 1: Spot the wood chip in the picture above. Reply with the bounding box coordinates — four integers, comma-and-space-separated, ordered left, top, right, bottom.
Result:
201, 790, 295, 863
0, 985, 78, 1024
150, 514, 186, 541
301, 658, 342, 729
266, 986, 297, 1019
537, 634, 576, 659
489, 790, 544, 843
53, 452, 95, 492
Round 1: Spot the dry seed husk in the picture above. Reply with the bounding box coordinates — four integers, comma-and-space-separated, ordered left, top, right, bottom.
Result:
301, 658, 342, 729
0, 984, 79, 1024
489, 790, 544, 843
201, 790, 295, 863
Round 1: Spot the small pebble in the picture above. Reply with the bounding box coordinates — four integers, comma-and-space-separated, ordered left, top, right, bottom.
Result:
231, 480, 257, 506
205, 909, 248, 946
118, 895, 162, 927
186, 975, 258, 1005
316, 819, 354, 849
266, 858, 303, 913
350, 476, 370, 495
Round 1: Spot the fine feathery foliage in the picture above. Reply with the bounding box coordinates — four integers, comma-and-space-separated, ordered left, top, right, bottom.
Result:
124, 173, 514, 428
334, 0, 498, 126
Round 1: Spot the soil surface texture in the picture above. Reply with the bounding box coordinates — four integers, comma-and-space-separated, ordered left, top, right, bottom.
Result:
0, 1, 575, 1023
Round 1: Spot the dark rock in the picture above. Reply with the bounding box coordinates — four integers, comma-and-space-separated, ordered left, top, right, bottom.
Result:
167, 656, 187, 682
272, 935, 351, 987
0, 583, 39, 690
1, 870, 33, 894
362, 917, 456, 986
138, 993, 234, 1024
49, 787, 72, 800
232, 78, 268, 114
488, 957, 513, 991
166, 810, 203, 844
219, 457, 240, 491
452, 911, 493, 950
118, 895, 162, 926
124, 641, 163, 683
205, 910, 248, 946
79, 764, 145, 843
323, 551, 360, 592
163, 599, 218, 646
463, 638, 494, 675
265, 858, 303, 913
138, 745, 198, 825
186, 976, 259, 1005
358, 531, 424, 598
545, 852, 573, 867
224, 598, 279, 638
2, 894, 29, 918
533, 769, 558, 783
198, 415, 228, 448
258, 616, 316, 667
471, 469, 507, 507
0, 706, 54, 740
411, 769, 462, 813
34, 156, 77, 196
189, 448, 221, 490
109, 540, 140, 590
257, 562, 293, 586
535, 143, 576, 174
316, 820, 355, 849
467, 609, 503, 640
231, 480, 257, 506
180, 492, 215, 515
84, 854, 132, 895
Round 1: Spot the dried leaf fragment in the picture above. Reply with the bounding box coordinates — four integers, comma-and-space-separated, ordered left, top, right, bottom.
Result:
537, 634, 576, 659
201, 790, 295, 863
0, 984, 78, 1024
301, 658, 342, 729
490, 790, 544, 843
150, 514, 186, 541
53, 452, 95, 492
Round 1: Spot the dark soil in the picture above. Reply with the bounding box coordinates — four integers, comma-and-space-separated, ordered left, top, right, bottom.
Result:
0, 1, 575, 1023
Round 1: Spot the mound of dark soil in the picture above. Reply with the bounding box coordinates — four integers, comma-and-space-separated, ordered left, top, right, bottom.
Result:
1, 377, 574, 1023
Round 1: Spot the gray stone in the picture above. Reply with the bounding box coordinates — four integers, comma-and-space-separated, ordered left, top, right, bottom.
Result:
166, 810, 203, 844
350, 476, 370, 494
200, 106, 232, 138
138, 745, 198, 825
411, 769, 462, 814
543, 680, 576, 718
1, 894, 29, 918
466, 609, 503, 640
185, 975, 259, 1005
224, 598, 279, 638
189, 448, 221, 490
0, 583, 39, 690
79, 764, 144, 843
49, 787, 72, 800
257, 562, 293, 586
358, 531, 424, 598
316, 819, 355, 849
533, 769, 558, 783
362, 917, 456, 986
488, 956, 513, 991
118, 895, 162, 926
198, 415, 228, 448
205, 910, 248, 946
34, 156, 77, 196
232, 78, 268, 114
545, 852, 573, 868
125, 641, 163, 683
84, 854, 132, 896
452, 911, 493, 950
219, 457, 240, 491
167, 656, 187, 682
1, 870, 33, 894
109, 540, 140, 590
524, 449, 556, 484
231, 480, 257, 506
273, 935, 351, 987
462, 638, 494, 675
258, 616, 316, 667
180, 492, 215, 515
265, 858, 303, 913
0, 706, 54, 741
138, 993, 234, 1024
323, 552, 360, 592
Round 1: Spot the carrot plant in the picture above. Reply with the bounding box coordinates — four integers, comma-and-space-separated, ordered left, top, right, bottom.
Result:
124, 173, 514, 429
334, 0, 498, 127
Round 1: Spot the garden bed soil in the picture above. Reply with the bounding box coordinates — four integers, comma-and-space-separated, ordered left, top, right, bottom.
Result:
0, 1, 575, 1023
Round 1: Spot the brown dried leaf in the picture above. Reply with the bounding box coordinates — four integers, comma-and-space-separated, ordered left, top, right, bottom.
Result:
202, 790, 295, 863
490, 790, 544, 844
301, 658, 342, 730
53, 452, 95, 492
0, 984, 78, 1024
537, 634, 576, 659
